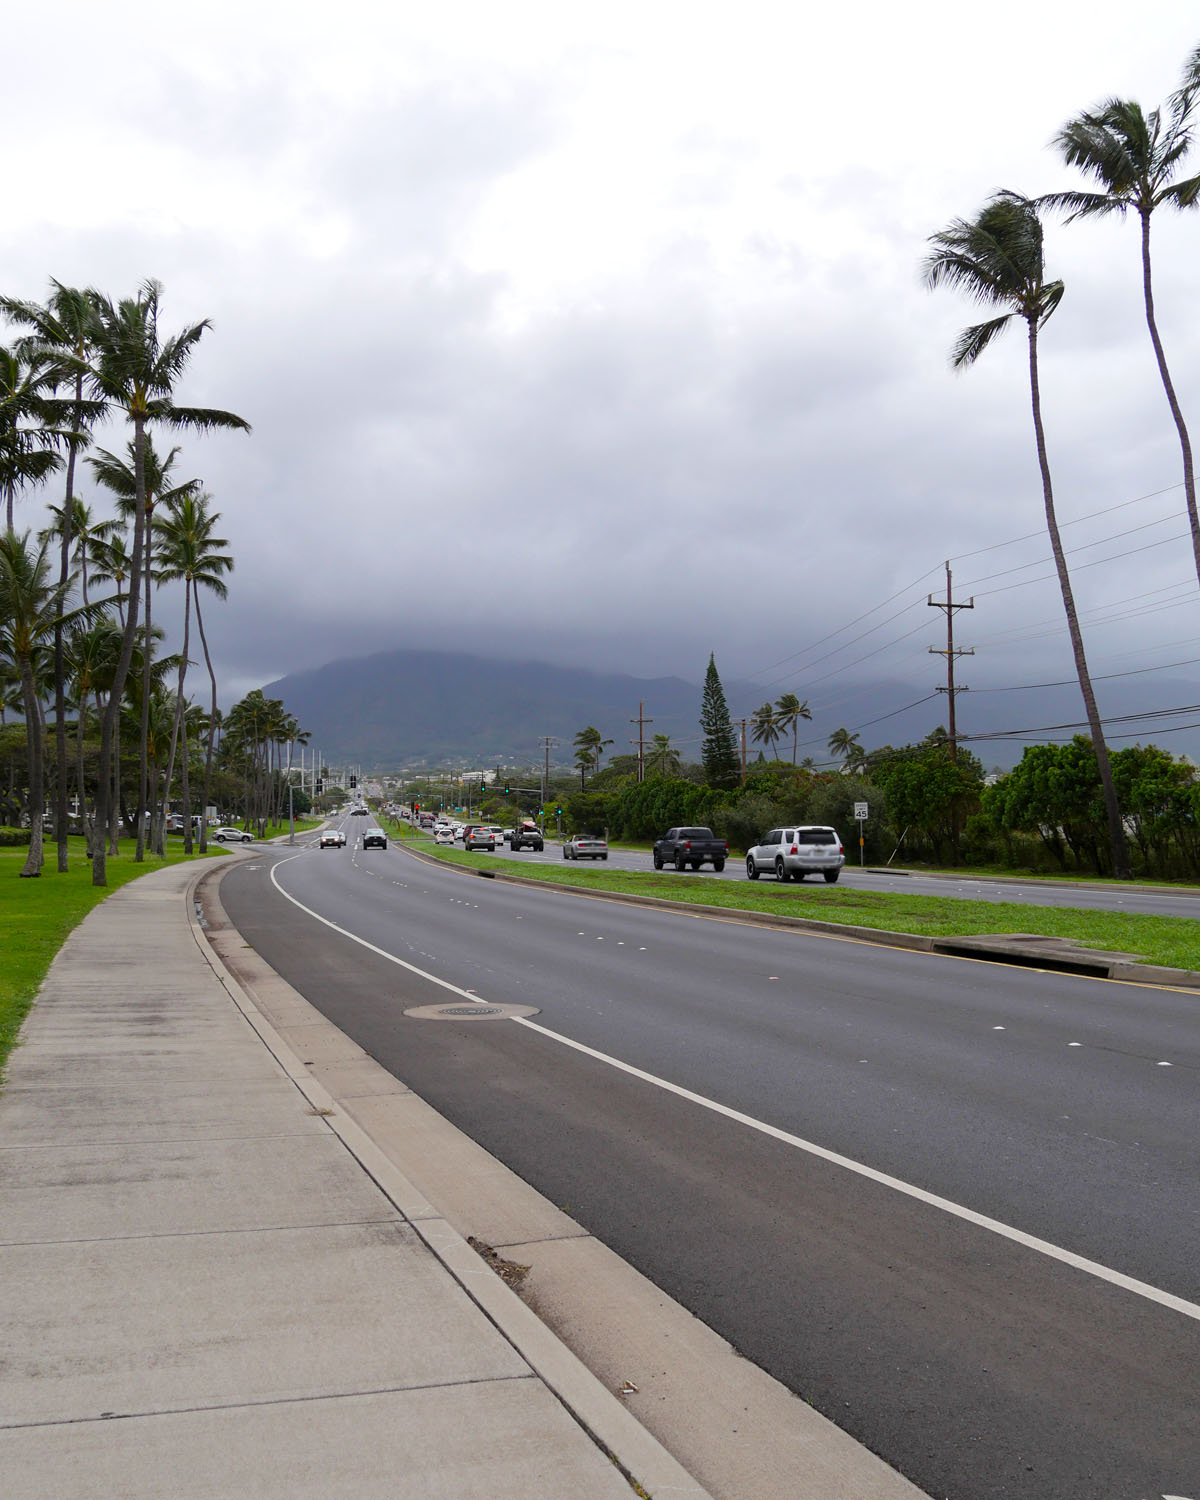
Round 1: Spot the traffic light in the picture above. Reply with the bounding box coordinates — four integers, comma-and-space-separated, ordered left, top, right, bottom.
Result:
503, 784, 510, 795
315, 779, 323, 793
556, 806, 562, 815
349, 775, 357, 789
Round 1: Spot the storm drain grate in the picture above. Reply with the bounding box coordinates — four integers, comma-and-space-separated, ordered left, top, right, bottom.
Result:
440, 1005, 502, 1017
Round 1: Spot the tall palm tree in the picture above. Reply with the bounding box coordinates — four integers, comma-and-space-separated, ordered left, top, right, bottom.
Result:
83, 280, 250, 886
90, 436, 199, 861
3, 283, 108, 871
155, 492, 231, 854
647, 732, 681, 776
925, 191, 1130, 877
1043, 56, 1200, 586
827, 727, 866, 771
572, 725, 613, 786
749, 701, 782, 758
87, 527, 132, 625
773, 692, 811, 765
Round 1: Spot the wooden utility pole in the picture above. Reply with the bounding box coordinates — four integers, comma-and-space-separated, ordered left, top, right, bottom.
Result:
629, 701, 653, 782
538, 736, 559, 812
928, 560, 974, 763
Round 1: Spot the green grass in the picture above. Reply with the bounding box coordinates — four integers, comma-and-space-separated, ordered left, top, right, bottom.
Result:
409, 843, 1200, 974
0, 838, 220, 1083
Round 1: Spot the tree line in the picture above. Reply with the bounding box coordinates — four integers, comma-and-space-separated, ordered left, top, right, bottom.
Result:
0, 278, 304, 881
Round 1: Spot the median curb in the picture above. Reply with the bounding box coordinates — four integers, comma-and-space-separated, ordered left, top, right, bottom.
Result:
396, 839, 1200, 989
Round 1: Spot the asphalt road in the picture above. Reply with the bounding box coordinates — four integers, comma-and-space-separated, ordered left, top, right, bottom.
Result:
495, 835, 1200, 917
220, 824, 1200, 1500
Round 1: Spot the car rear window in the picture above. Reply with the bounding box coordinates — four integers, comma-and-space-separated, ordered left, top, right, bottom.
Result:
796, 828, 836, 845
680, 827, 714, 839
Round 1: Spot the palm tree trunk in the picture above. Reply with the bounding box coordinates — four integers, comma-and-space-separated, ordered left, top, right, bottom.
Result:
77, 696, 93, 855
195, 584, 217, 855
161, 586, 191, 854
54, 396, 83, 873
17, 655, 44, 878
1140, 210, 1200, 588
92, 419, 147, 886
135, 508, 154, 862
1027, 318, 1130, 878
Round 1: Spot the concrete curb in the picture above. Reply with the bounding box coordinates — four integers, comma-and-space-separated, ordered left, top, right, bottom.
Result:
187, 861, 712, 1500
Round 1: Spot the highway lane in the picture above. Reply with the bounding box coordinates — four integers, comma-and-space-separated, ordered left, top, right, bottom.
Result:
220, 828, 1200, 1500
491, 835, 1200, 918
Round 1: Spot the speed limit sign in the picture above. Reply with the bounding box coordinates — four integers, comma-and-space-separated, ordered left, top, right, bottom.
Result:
854, 802, 868, 820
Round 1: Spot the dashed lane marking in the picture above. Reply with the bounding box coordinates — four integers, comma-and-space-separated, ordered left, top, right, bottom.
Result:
267, 851, 1199, 1327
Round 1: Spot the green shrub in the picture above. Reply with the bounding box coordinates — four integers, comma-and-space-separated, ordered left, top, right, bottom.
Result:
0, 828, 31, 848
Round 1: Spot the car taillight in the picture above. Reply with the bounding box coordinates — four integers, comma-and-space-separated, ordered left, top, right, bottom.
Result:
724, 842, 729, 852
789, 845, 798, 854
684, 840, 691, 850
838, 844, 844, 854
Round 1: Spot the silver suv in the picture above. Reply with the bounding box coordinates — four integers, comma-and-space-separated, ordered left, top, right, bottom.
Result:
746, 826, 844, 883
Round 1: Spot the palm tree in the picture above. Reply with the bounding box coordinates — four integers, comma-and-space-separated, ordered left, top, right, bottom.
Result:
88, 528, 133, 625
773, 691, 811, 765
90, 436, 200, 860
0, 343, 70, 530
3, 283, 108, 871
83, 280, 250, 886
925, 191, 1130, 877
0, 532, 105, 875
647, 732, 681, 776
64, 619, 123, 853
155, 492, 231, 853
572, 725, 613, 786
749, 701, 782, 758
827, 727, 866, 771
1043, 55, 1200, 587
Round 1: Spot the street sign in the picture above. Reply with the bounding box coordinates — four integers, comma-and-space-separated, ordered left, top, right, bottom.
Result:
854, 802, 868, 820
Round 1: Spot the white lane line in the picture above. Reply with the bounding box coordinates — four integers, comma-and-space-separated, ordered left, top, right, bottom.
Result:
266, 854, 1199, 1326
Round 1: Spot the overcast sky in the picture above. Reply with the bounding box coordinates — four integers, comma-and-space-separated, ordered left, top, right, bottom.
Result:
5, 1, 1200, 753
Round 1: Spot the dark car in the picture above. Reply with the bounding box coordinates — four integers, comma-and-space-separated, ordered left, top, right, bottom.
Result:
362, 830, 387, 849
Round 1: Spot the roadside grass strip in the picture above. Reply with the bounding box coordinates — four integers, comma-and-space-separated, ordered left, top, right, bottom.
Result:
0, 838, 219, 1083
412, 843, 1200, 974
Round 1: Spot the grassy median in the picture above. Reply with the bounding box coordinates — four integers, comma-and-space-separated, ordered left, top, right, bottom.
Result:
403, 839, 1200, 975
0, 839, 221, 1084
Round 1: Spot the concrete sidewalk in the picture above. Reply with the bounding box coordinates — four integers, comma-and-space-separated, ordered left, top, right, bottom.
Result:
0, 860, 707, 1499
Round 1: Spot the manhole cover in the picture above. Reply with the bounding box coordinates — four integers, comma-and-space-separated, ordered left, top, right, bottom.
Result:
404, 1001, 541, 1022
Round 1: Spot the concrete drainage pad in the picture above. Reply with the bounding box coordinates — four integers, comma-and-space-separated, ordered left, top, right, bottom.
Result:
404, 1002, 541, 1021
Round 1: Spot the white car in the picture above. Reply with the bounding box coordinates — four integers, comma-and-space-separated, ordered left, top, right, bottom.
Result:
434, 827, 455, 845
745, 826, 845, 883
213, 826, 253, 843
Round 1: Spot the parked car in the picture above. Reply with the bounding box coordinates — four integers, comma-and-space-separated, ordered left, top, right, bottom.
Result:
745, 826, 845, 883
319, 831, 343, 849
563, 834, 608, 860
213, 826, 253, 843
465, 826, 497, 851
362, 830, 388, 850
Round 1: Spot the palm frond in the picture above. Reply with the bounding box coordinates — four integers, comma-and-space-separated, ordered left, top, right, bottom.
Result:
951, 314, 1015, 368
1037, 188, 1124, 222
1158, 169, 1200, 209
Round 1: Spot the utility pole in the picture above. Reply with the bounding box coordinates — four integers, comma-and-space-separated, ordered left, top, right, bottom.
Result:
928, 560, 974, 763
629, 701, 653, 782
538, 736, 559, 817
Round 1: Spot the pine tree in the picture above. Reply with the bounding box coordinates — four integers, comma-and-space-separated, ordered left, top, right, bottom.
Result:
700, 653, 740, 789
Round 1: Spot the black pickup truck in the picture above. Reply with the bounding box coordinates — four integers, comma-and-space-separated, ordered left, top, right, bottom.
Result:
652, 826, 728, 872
